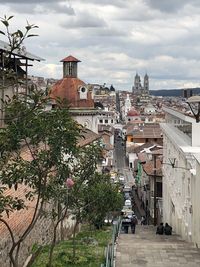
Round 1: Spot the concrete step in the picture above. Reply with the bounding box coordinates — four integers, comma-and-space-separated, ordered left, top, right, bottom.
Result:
116, 224, 200, 267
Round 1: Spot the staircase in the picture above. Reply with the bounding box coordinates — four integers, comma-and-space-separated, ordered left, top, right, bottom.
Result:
115, 225, 200, 267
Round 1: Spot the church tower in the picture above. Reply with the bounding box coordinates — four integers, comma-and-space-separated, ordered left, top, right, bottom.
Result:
133, 73, 142, 94
60, 55, 81, 78
143, 73, 149, 94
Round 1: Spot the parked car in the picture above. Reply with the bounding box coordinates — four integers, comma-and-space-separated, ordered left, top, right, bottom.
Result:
124, 192, 131, 200
119, 175, 125, 184
123, 185, 132, 193
125, 199, 131, 206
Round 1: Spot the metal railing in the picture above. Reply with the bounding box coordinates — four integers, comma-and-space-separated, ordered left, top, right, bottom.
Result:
101, 216, 122, 267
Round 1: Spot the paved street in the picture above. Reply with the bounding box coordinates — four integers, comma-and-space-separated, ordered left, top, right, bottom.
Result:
114, 134, 135, 186
114, 135, 126, 171
115, 225, 200, 267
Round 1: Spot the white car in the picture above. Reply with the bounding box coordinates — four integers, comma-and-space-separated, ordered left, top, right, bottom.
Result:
119, 175, 125, 183
125, 199, 131, 206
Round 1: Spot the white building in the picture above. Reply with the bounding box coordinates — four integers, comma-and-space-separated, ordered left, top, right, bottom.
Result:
143, 103, 156, 114
161, 107, 200, 247
123, 94, 132, 119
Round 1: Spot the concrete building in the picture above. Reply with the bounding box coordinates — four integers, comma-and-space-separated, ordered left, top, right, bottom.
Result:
161, 107, 200, 247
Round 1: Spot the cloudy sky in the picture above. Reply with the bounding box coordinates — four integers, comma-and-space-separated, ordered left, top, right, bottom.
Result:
1, 0, 200, 91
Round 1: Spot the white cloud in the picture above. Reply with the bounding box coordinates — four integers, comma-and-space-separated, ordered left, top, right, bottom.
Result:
1, 0, 200, 90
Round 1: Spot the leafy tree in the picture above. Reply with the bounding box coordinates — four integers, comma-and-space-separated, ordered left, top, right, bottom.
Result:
45, 143, 102, 267
83, 173, 123, 229
0, 15, 38, 54
0, 90, 82, 267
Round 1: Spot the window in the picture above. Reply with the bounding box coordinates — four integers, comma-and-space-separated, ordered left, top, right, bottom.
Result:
99, 119, 103, 123
131, 138, 134, 142
111, 119, 113, 123
105, 119, 108, 123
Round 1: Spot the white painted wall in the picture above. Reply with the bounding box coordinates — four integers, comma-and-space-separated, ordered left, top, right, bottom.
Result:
73, 114, 99, 133
161, 122, 200, 247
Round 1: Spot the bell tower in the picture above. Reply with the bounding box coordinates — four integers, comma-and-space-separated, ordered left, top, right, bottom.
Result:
60, 55, 81, 78
144, 73, 149, 94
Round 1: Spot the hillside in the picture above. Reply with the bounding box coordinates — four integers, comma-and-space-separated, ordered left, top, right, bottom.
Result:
150, 88, 200, 97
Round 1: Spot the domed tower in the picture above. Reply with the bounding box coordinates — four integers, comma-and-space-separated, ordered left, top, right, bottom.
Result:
61, 55, 81, 78
50, 55, 94, 108
143, 73, 149, 94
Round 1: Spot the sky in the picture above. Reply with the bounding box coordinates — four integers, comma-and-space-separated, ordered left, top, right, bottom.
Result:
1, 0, 200, 91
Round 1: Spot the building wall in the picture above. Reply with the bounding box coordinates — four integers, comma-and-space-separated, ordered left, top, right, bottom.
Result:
192, 158, 200, 247
73, 114, 99, 133
0, 213, 76, 267
162, 129, 200, 246
127, 136, 162, 144
128, 153, 137, 169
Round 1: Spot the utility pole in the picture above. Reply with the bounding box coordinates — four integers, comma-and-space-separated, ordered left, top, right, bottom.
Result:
153, 154, 157, 226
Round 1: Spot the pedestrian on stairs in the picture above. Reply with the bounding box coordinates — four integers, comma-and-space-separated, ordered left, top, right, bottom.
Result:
131, 214, 138, 234
141, 216, 146, 225
164, 223, 172, 235
156, 223, 164, 235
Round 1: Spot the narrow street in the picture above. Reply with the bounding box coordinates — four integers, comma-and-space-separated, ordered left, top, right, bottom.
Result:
114, 133, 135, 186
113, 130, 141, 220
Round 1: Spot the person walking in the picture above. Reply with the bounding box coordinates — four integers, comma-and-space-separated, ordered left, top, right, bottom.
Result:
156, 223, 164, 235
131, 214, 138, 234
164, 223, 172, 235
141, 216, 146, 225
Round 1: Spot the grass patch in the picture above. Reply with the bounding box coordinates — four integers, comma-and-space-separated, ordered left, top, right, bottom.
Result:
31, 225, 112, 267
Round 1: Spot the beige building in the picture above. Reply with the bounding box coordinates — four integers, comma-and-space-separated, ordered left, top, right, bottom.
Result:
161, 107, 200, 247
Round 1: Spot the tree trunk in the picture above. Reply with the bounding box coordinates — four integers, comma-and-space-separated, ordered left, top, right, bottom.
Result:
47, 225, 57, 267
72, 220, 79, 263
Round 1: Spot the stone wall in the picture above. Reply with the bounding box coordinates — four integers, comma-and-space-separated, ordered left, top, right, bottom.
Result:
0, 213, 76, 267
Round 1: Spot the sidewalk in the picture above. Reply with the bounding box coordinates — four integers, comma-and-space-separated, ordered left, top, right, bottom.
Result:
115, 225, 200, 267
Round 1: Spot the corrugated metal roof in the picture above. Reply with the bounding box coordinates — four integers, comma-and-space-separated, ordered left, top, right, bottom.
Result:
0, 40, 44, 61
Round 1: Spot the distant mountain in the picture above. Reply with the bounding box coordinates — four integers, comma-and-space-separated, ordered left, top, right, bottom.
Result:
150, 88, 200, 97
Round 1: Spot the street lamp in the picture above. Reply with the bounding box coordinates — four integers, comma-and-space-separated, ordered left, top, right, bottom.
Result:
186, 96, 200, 123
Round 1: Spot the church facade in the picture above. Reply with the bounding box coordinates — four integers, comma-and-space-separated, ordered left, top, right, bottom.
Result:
132, 73, 149, 95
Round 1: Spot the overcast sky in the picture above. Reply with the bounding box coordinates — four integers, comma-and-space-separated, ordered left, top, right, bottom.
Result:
1, 0, 200, 91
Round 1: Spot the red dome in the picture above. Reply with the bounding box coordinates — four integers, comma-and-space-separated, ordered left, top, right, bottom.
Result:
49, 77, 94, 108
127, 109, 139, 116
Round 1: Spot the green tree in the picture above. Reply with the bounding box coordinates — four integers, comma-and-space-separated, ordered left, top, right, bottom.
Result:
0, 15, 38, 54
66, 144, 102, 264
83, 173, 123, 229
0, 90, 81, 267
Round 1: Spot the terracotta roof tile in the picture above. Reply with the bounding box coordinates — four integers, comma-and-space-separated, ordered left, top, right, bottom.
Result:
77, 128, 101, 147
60, 55, 81, 62
50, 77, 94, 108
